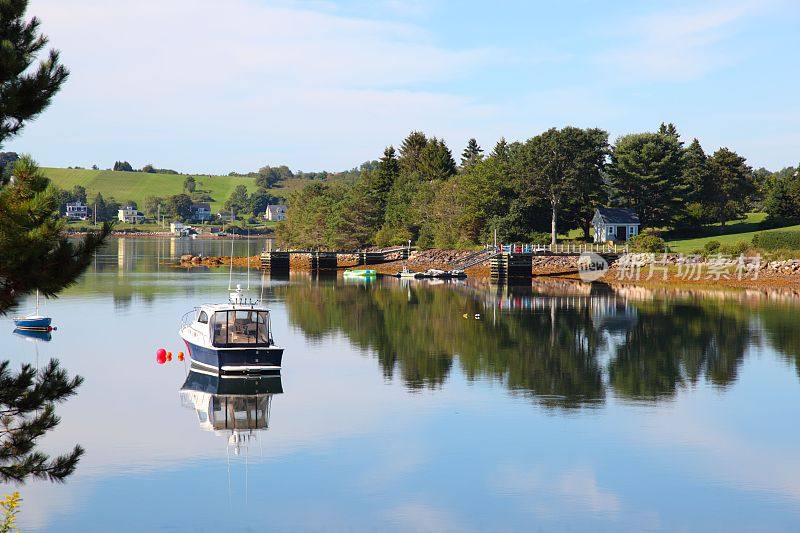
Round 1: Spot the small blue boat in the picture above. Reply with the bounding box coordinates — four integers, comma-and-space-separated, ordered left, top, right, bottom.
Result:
12, 291, 52, 331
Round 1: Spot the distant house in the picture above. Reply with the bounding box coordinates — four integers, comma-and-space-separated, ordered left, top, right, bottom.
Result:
118, 205, 145, 224
190, 203, 212, 222
592, 208, 640, 243
263, 204, 287, 222
170, 222, 187, 235
65, 201, 89, 221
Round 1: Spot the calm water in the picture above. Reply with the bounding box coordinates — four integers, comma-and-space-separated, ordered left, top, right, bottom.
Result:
2, 238, 800, 532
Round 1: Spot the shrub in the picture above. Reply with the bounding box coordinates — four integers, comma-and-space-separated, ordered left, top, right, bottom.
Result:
717, 241, 750, 256
704, 240, 721, 253
529, 231, 551, 245
628, 233, 667, 253
752, 231, 800, 251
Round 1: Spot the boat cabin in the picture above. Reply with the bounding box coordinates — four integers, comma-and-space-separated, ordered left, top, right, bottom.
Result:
193, 306, 272, 347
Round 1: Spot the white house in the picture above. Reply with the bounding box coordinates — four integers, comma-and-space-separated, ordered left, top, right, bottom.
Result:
170, 222, 187, 235
65, 201, 89, 220
118, 205, 145, 224
190, 202, 212, 222
264, 204, 287, 222
592, 208, 640, 243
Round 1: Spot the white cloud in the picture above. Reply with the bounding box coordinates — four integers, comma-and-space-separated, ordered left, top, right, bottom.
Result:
489, 465, 621, 516
596, 2, 759, 81
16, 0, 502, 172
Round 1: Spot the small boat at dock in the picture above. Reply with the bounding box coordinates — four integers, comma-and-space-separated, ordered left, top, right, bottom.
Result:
343, 269, 377, 278
396, 267, 425, 279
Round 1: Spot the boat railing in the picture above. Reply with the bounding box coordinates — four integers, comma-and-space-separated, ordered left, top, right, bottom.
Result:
180, 308, 199, 329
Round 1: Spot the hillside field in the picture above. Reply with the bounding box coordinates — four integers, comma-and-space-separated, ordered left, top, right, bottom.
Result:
662, 212, 800, 252
43, 167, 310, 212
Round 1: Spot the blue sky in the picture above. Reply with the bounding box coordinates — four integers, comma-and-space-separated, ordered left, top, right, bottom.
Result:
7, 0, 800, 173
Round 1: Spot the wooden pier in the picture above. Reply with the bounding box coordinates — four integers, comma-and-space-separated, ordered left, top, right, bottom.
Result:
259, 246, 410, 274
490, 253, 533, 283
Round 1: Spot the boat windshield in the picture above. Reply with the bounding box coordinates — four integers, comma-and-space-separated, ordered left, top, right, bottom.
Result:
211, 310, 269, 346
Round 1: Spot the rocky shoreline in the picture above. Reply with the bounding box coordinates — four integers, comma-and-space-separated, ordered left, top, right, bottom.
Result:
173, 249, 800, 290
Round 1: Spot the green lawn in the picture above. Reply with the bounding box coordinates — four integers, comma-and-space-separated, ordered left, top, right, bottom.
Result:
44, 167, 307, 212
664, 213, 800, 252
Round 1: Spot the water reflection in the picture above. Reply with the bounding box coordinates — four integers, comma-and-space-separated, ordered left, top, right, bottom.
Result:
7, 240, 800, 531
179, 369, 283, 453
279, 281, 798, 406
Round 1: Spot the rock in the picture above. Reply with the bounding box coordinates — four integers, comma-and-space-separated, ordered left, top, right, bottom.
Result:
180, 254, 193, 262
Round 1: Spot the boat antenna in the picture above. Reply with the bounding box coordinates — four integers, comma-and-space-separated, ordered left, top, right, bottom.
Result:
247, 229, 251, 291
228, 235, 234, 291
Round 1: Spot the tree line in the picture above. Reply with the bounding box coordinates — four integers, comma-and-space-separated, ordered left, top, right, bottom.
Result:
277, 124, 776, 249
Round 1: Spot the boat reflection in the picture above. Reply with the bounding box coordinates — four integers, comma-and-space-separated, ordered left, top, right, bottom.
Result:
13, 327, 52, 342
179, 368, 283, 453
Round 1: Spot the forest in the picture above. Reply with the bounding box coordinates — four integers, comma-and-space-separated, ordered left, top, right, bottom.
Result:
277, 124, 797, 250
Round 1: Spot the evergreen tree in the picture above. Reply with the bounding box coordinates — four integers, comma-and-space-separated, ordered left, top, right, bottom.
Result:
419, 137, 456, 180
224, 185, 250, 217
763, 171, 800, 224
0, 0, 69, 147
490, 137, 509, 161
1, 359, 84, 483
0, 156, 109, 313
658, 122, 683, 147
460, 138, 483, 168
681, 139, 712, 204
607, 132, 684, 228
707, 148, 754, 226
398, 131, 427, 174
364, 146, 399, 210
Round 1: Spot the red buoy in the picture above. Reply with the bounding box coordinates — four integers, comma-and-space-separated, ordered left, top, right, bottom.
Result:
156, 353, 166, 364
177, 351, 185, 361
47, 326, 53, 332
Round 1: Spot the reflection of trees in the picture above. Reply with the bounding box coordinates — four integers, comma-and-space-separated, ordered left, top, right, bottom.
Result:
609, 302, 750, 400
758, 307, 800, 379
282, 284, 604, 407
283, 283, 775, 407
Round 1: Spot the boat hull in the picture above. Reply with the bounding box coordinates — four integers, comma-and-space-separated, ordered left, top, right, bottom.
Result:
183, 340, 283, 374
13, 317, 51, 330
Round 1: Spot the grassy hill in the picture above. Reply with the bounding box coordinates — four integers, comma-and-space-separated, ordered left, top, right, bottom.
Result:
665, 212, 800, 252
43, 167, 310, 212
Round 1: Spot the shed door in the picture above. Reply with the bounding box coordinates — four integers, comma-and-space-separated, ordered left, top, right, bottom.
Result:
618, 226, 627, 240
